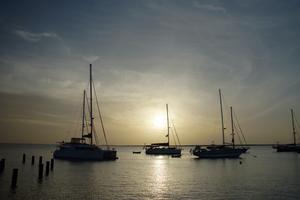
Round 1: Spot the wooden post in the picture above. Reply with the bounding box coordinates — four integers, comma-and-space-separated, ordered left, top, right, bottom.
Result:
0, 159, 5, 172
38, 164, 44, 180
45, 161, 50, 176
31, 156, 35, 165
39, 156, 43, 165
50, 159, 54, 171
22, 153, 26, 164
11, 168, 18, 189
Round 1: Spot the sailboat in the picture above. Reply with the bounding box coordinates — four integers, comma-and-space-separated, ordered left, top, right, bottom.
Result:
145, 104, 182, 155
192, 89, 245, 158
273, 109, 300, 152
53, 64, 117, 161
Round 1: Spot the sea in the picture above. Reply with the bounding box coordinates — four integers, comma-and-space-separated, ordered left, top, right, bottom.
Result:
0, 144, 299, 200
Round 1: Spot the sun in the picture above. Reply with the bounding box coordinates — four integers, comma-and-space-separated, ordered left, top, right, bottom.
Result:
153, 115, 166, 129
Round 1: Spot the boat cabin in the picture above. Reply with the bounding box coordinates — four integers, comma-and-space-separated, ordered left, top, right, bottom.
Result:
70, 137, 86, 144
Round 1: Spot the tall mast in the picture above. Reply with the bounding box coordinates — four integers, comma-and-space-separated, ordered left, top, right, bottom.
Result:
81, 90, 86, 140
166, 104, 170, 147
291, 109, 296, 145
219, 89, 225, 145
230, 106, 235, 148
90, 64, 93, 145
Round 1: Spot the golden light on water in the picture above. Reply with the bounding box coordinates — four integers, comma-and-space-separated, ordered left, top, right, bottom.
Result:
150, 158, 168, 198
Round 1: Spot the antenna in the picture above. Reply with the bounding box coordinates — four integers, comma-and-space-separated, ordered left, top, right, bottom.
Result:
219, 89, 225, 145
291, 109, 296, 145
81, 90, 86, 140
230, 106, 235, 149
166, 104, 170, 147
90, 64, 93, 145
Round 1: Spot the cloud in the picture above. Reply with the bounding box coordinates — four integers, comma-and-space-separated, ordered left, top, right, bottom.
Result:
83, 55, 100, 63
193, 1, 226, 13
14, 30, 61, 42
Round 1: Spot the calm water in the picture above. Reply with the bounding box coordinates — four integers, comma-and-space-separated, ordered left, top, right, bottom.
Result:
0, 144, 299, 200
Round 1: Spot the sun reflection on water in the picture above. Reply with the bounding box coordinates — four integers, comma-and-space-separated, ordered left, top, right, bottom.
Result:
149, 158, 169, 199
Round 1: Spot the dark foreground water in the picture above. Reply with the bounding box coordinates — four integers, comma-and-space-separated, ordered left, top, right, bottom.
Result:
0, 144, 299, 200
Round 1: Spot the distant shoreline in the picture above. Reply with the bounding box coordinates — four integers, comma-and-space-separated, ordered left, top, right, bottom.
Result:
0, 143, 276, 147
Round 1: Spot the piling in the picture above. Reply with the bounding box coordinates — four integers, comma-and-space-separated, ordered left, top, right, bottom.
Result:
22, 153, 26, 164
0, 159, 5, 172
39, 156, 43, 165
45, 161, 50, 176
50, 158, 54, 171
38, 164, 44, 180
11, 168, 18, 189
31, 156, 35, 165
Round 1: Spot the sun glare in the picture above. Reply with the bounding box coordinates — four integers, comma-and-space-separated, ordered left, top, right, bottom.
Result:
153, 115, 166, 129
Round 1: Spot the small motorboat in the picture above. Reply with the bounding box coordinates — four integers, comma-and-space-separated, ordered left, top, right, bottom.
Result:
171, 154, 181, 158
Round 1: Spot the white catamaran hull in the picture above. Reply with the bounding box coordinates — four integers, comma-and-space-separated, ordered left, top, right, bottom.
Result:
53, 144, 117, 161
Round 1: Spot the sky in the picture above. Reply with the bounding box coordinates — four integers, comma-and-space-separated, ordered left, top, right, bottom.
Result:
0, 0, 300, 145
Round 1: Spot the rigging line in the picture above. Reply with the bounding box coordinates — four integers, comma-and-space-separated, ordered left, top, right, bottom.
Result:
293, 113, 300, 140
92, 124, 100, 145
84, 92, 100, 145
168, 108, 181, 146
84, 92, 90, 135
66, 94, 83, 139
92, 80, 109, 149
84, 111, 90, 139
220, 92, 230, 135
71, 101, 83, 139
83, 93, 89, 133
170, 128, 177, 147
171, 119, 181, 146
85, 92, 93, 136
233, 122, 243, 145
221, 91, 248, 145
80, 81, 92, 139
233, 110, 248, 145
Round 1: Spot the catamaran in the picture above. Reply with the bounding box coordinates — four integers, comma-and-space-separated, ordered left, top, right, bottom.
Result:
273, 109, 300, 152
145, 104, 182, 155
53, 64, 117, 161
192, 89, 246, 158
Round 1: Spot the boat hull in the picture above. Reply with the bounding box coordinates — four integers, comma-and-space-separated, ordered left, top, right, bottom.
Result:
103, 149, 118, 160
193, 146, 243, 158
145, 147, 181, 155
273, 144, 300, 152
240, 147, 249, 153
53, 144, 117, 161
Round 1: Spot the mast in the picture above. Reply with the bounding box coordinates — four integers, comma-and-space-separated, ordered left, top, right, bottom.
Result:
166, 104, 170, 147
291, 109, 296, 145
90, 64, 93, 145
219, 89, 225, 145
230, 106, 235, 148
81, 90, 86, 140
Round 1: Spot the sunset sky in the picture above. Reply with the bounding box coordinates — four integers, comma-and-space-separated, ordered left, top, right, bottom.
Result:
0, 0, 300, 145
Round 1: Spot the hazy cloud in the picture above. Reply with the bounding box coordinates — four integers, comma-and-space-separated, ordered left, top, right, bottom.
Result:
83, 55, 100, 63
193, 1, 226, 13
14, 30, 61, 42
